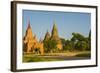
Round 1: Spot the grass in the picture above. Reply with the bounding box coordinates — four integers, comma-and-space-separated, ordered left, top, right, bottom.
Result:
23, 56, 62, 62
75, 53, 91, 57
23, 51, 91, 62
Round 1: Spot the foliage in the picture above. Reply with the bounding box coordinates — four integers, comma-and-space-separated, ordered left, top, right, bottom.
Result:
71, 32, 85, 41
71, 32, 90, 51
75, 41, 87, 51
43, 32, 91, 52
43, 39, 57, 53
63, 40, 74, 51
60, 32, 91, 51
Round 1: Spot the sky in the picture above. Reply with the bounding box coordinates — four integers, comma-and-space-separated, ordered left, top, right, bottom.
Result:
22, 10, 91, 41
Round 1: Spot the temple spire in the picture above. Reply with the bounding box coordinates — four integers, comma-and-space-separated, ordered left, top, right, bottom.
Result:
27, 17, 31, 29
44, 30, 50, 41
25, 17, 33, 37
51, 21, 59, 38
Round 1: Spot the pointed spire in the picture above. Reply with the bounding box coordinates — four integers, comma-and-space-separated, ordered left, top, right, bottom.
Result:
25, 17, 33, 37
27, 17, 31, 29
51, 21, 58, 37
44, 30, 50, 41
53, 20, 57, 29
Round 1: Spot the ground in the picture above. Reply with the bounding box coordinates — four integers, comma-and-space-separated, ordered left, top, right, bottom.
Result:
23, 51, 91, 62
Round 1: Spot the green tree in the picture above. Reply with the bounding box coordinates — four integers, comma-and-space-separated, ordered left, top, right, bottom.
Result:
43, 39, 57, 53
63, 40, 74, 51
88, 30, 91, 50
71, 32, 90, 51
89, 30, 91, 41
71, 32, 85, 41
60, 38, 66, 48
75, 41, 87, 51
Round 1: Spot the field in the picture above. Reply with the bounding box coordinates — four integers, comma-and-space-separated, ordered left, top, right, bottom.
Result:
23, 51, 91, 62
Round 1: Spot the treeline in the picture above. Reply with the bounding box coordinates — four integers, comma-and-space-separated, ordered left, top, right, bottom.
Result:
61, 32, 91, 51
43, 32, 91, 53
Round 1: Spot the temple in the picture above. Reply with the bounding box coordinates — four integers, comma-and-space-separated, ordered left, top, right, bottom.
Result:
23, 20, 62, 55
23, 19, 44, 55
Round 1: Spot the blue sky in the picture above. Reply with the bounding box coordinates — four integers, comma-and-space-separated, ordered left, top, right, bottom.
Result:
22, 10, 91, 40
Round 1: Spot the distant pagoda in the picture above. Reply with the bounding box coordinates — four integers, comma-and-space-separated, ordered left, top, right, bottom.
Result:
51, 22, 62, 50
23, 19, 62, 54
23, 19, 44, 54
23, 19, 37, 52
51, 22, 59, 41
44, 21, 62, 50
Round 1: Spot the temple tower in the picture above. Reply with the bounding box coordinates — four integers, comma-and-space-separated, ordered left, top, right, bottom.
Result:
51, 21, 62, 50
23, 19, 37, 52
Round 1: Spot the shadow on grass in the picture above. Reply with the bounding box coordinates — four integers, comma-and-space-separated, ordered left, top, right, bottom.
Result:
75, 53, 91, 57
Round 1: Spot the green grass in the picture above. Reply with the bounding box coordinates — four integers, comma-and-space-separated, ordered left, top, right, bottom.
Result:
23, 51, 91, 62
23, 56, 62, 62
75, 51, 91, 57
75, 53, 91, 57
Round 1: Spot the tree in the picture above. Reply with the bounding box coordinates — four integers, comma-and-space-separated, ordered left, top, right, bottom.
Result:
60, 38, 66, 47
71, 32, 85, 41
63, 40, 74, 51
75, 41, 87, 51
89, 30, 91, 41
88, 30, 91, 50
71, 32, 90, 51
43, 39, 57, 53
